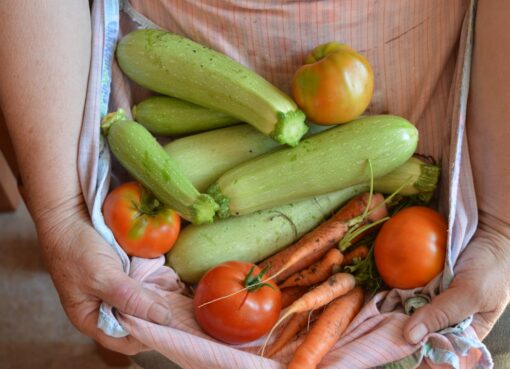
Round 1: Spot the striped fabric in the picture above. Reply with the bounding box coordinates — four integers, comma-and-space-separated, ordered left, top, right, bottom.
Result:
78, 0, 493, 368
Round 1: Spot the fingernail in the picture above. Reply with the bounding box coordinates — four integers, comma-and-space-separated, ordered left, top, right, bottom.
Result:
149, 303, 171, 325
408, 323, 428, 344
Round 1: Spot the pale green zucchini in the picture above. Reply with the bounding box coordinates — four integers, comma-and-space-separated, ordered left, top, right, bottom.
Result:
132, 96, 239, 136
101, 110, 218, 225
168, 185, 368, 283
165, 123, 329, 192
116, 29, 308, 146
208, 115, 419, 218
167, 156, 439, 283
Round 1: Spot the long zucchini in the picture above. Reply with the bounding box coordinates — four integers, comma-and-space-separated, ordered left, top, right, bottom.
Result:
208, 115, 419, 218
116, 29, 308, 146
168, 185, 367, 283
167, 156, 439, 283
132, 96, 239, 136
165, 123, 329, 192
101, 110, 218, 225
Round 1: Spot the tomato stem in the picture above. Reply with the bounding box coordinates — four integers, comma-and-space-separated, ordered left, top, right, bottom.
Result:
244, 265, 275, 292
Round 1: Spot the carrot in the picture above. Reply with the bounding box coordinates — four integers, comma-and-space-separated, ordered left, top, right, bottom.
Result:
261, 273, 355, 356
266, 310, 317, 357
288, 287, 365, 369
259, 192, 387, 284
279, 248, 343, 289
281, 286, 308, 309
342, 245, 370, 266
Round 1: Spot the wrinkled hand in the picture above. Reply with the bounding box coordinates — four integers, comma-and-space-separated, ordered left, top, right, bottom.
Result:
35, 196, 171, 355
404, 221, 510, 344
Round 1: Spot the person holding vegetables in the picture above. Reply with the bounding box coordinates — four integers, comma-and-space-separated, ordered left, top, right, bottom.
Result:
0, 1, 509, 369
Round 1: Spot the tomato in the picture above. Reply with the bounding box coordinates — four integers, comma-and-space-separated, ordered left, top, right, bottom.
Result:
103, 182, 180, 258
291, 42, 374, 125
374, 206, 447, 289
193, 261, 281, 344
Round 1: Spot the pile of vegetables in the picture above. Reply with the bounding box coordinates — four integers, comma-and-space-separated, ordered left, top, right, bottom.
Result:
101, 28, 448, 369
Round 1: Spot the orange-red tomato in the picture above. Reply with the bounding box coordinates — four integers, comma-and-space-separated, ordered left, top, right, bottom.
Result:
374, 206, 447, 289
193, 261, 281, 344
291, 42, 374, 125
103, 182, 180, 258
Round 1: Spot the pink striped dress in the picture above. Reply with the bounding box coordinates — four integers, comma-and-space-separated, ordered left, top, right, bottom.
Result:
78, 0, 491, 368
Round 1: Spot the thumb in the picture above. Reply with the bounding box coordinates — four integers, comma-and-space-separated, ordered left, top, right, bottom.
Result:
97, 272, 171, 326
403, 287, 476, 344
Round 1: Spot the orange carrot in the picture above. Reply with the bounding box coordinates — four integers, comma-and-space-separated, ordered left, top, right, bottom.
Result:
281, 286, 308, 309
261, 273, 356, 356
266, 310, 317, 358
342, 245, 370, 266
288, 287, 365, 369
259, 192, 387, 283
279, 248, 343, 289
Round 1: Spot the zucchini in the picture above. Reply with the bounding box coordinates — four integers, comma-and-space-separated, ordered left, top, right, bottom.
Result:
208, 115, 419, 218
132, 96, 239, 136
101, 109, 218, 225
167, 156, 439, 283
168, 185, 368, 283
116, 29, 308, 146
165, 123, 329, 192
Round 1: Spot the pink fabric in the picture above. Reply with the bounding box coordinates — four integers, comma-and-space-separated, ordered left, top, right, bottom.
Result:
79, 0, 489, 368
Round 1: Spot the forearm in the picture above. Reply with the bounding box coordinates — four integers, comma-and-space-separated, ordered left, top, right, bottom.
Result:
468, 0, 510, 243
0, 1, 91, 230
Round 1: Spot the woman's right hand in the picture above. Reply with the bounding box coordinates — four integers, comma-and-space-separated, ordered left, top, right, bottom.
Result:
36, 195, 172, 355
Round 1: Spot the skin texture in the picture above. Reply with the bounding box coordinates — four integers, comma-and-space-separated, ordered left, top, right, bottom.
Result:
0, 1, 172, 354
0, 0, 508, 360
404, 0, 510, 362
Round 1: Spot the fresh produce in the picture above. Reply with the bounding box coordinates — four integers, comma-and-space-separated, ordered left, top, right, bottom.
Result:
342, 245, 370, 266
165, 124, 281, 192
374, 206, 447, 289
287, 287, 365, 369
165, 123, 329, 192
116, 29, 308, 146
168, 184, 368, 283
193, 261, 281, 344
266, 310, 317, 358
208, 115, 419, 218
167, 157, 439, 283
132, 96, 239, 136
262, 273, 356, 355
292, 42, 374, 125
101, 109, 218, 225
103, 182, 180, 258
279, 248, 344, 289
281, 286, 308, 309
259, 193, 388, 284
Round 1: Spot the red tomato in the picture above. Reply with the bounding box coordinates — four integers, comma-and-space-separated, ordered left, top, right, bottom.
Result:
291, 42, 374, 125
103, 182, 180, 258
374, 206, 447, 289
193, 261, 281, 344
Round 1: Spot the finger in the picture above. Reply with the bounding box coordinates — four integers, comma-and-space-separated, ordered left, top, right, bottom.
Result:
403, 287, 477, 344
96, 273, 172, 326
78, 304, 149, 356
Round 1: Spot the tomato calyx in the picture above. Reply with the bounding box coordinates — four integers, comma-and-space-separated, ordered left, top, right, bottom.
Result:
135, 187, 166, 216
244, 265, 275, 292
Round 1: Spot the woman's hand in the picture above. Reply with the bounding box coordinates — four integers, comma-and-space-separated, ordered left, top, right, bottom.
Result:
403, 218, 510, 344
36, 195, 172, 355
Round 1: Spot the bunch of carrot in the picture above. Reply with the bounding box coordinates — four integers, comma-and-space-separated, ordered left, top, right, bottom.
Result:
256, 192, 388, 369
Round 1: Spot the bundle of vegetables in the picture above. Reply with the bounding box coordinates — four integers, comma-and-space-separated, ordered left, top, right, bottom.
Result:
116, 29, 308, 147
103, 28, 449, 369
